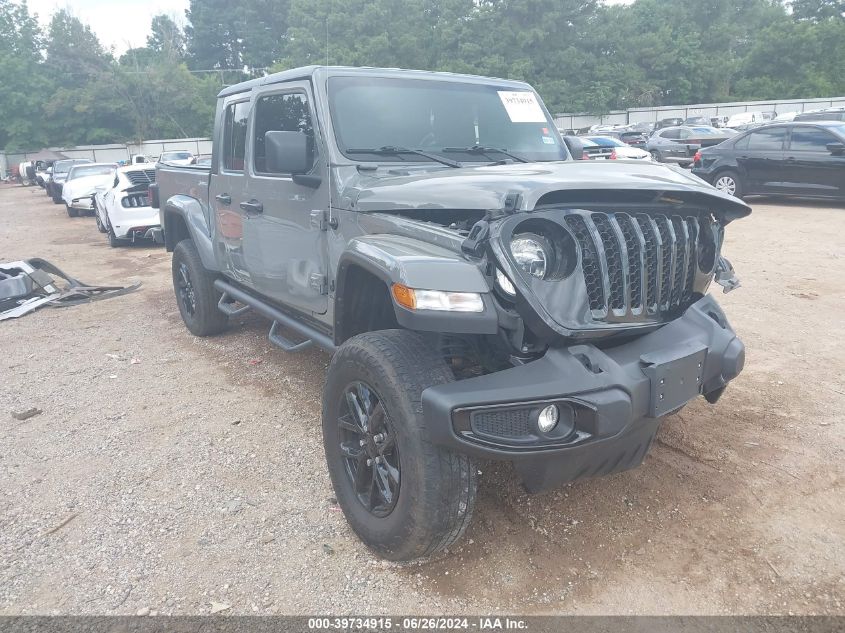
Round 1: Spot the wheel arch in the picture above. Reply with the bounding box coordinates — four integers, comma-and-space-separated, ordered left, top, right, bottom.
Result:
162, 195, 219, 271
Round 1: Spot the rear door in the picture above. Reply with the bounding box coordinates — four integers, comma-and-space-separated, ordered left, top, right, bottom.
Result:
242, 81, 330, 315
210, 96, 251, 283
783, 126, 845, 198
735, 126, 788, 194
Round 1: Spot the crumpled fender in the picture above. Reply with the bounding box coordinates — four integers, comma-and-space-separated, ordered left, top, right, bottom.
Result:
336, 234, 498, 336
339, 234, 490, 292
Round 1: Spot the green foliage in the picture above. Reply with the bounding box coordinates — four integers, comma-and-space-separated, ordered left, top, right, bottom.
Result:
2, 0, 845, 152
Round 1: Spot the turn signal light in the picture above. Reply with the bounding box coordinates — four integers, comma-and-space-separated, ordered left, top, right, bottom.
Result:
391, 284, 484, 313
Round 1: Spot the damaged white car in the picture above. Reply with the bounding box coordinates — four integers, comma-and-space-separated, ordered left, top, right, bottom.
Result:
94, 165, 160, 247
61, 163, 118, 217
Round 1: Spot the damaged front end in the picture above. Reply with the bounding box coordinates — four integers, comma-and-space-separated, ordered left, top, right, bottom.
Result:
415, 187, 750, 490
462, 187, 750, 347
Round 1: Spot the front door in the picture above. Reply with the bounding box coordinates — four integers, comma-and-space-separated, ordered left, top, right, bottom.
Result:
783, 125, 845, 198
735, 126, 787, 194
241, 81, 330, 315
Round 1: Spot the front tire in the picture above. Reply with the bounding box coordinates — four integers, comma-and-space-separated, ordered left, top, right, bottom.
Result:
650, 150, 662, 162
66, 204, 78, 218
323, 330, 477, 561
714, 170, 743, 198
171, 239, 229, 336
95, 212, 107, 233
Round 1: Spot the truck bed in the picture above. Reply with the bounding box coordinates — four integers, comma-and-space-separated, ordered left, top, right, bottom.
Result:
155, 163, 211, 212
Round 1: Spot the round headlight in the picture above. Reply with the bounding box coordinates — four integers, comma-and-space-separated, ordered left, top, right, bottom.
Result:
511, 233, 551, 279
537, 405, 559, 433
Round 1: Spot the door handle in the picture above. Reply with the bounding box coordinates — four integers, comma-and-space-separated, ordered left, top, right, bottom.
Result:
240, 199, 264, 214
215, 193, 231, 204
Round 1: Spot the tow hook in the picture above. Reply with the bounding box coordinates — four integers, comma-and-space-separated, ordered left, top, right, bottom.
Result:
715, 256, 741, 293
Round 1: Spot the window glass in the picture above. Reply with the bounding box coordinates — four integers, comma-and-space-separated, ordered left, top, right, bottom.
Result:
788, 127, 837, 151
661, 129, 680, 140
253, 92, 315, 174
734, 134, 750, 150
222, 101, 249, 172
746, 127, 787, 150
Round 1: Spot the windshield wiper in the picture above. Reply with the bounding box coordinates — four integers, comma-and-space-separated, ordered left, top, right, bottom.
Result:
346, 146, 462, 168
441, 145, 529, 164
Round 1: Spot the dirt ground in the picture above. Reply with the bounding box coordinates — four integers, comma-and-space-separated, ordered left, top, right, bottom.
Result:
0, 183, 842, 616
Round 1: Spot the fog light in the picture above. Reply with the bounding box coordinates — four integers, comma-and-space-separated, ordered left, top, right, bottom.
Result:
537, 405, 559, 433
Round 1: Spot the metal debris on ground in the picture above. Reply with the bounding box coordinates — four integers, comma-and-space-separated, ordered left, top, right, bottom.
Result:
11, 407, 43, 421
0, 258, 140, 321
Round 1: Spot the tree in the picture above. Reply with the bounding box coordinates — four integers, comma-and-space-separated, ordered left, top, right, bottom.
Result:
186, 0, 289, 71
0, 0, 51, 150
791, 0, 845, 20
147, 14, 186, 59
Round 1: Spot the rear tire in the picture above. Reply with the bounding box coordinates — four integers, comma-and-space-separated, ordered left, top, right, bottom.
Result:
171, 239, 229, 336
107, 225, 125, 248
323, 330, 477, 561
95, 213, 107, 233
714, 170, 743, 198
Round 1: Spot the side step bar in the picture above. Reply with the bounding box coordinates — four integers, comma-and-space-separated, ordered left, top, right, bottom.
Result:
213, 279, 336, 354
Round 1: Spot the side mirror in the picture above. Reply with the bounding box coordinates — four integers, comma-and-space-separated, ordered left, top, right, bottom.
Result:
563, 137, 587, 160
265, 130, 311, 175
826, 142, 845, 155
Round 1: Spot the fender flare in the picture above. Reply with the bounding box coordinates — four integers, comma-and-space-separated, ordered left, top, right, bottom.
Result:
335, 235, 498, 337
162, 195, 219, 272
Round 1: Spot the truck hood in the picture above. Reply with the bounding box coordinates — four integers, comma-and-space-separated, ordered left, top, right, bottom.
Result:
345, 160, 751, 221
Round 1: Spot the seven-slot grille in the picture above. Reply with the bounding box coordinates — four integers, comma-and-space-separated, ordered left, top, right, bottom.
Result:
125, 169, 156, 186
564, 211, 701, 319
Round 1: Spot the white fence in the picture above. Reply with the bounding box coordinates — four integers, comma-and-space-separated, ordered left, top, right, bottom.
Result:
1, 137, 213, 179
554, 96, 845, 130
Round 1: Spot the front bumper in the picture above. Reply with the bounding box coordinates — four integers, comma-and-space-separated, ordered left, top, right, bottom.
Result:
422, 294, 744, 492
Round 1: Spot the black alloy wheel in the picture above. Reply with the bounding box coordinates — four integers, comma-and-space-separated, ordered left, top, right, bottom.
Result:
337, 381, 400, 518
176, 261, 197, 318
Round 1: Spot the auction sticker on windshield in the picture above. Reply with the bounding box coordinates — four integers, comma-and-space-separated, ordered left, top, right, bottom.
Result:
498, 91, 546, 123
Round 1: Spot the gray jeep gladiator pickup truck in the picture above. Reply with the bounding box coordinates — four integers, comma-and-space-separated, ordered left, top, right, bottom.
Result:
152, 66, 749, 561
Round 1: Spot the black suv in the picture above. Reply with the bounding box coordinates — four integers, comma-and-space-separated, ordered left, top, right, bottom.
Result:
692, 121, 845, 200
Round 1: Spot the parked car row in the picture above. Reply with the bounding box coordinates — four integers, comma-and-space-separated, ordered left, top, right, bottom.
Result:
37, 157, 164, 247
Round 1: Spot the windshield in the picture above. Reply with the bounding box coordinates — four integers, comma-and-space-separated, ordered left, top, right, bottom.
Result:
54, 159, 92, 174
161, 152, 192, 160
328, 76, 568, 163
69, 165, 116, 179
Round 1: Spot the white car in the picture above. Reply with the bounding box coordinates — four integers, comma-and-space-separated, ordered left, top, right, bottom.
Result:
18, 161, 34, 186
61, 163, 118, 217
94, 165, 160, 247
158, 150, 194, 166
583, 136, 654, 160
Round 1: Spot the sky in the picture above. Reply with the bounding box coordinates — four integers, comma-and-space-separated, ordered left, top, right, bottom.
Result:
24, 0, 189, 53
22, 0, 637, 55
